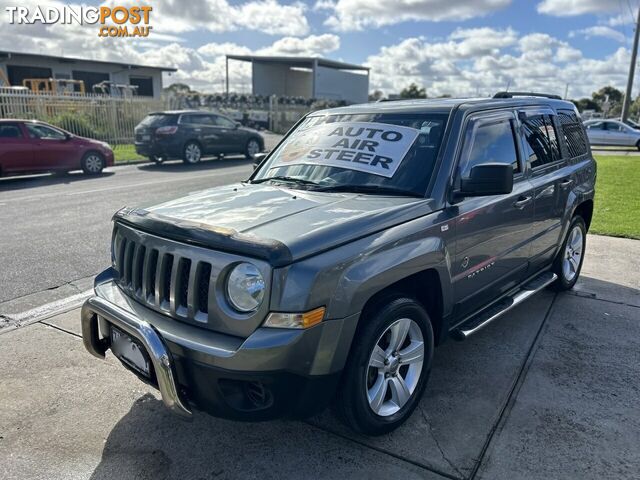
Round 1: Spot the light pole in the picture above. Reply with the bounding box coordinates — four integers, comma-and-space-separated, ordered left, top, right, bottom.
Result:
622, 6, 640, 121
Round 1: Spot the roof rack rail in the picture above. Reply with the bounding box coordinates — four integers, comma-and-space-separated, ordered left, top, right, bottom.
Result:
493, 91, 562, 100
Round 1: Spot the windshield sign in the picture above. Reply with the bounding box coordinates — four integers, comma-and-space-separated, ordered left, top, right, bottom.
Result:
270, 121, 419, 178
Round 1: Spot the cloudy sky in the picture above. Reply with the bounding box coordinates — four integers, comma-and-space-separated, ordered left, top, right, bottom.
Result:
1, 0, 640, 99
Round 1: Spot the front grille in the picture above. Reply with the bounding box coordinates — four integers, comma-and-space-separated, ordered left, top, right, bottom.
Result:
113, 228, 213, 323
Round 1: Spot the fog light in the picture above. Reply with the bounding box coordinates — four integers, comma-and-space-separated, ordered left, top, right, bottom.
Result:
263, 307, 325, 329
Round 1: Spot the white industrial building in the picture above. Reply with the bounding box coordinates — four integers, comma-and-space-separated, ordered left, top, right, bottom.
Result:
225, 55, 370, 104
0, 50, 176, 98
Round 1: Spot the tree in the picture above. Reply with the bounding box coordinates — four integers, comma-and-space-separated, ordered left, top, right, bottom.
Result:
368, 90, 384, 101
399, 83, 427, 99
591, 86, 624, 116
163, 83, 194, 95
572, 98, 600, 113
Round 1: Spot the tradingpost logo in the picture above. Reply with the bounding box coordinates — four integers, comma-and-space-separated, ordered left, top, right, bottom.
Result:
5, 5, 153, 38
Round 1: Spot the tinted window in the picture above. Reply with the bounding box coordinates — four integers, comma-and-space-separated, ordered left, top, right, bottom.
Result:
604, 121, 625, 132
586, 122, 603, 130
181, 114, 212, 125
460, 119, 519, 178
139, 114, 177, 127
26, 124, 66, 140
0, 124, 22, 138
213, 115, 236, 128
521, 114, 561, 168
558, 110, 589, 158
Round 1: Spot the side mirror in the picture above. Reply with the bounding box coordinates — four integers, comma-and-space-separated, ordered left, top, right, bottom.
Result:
459, 163, 514, 197
234, 122, 241, 129
252, 151, 268, 170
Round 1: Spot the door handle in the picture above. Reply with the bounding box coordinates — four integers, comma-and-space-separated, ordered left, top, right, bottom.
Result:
513, 195, 533, 209
559, 178, 573, 188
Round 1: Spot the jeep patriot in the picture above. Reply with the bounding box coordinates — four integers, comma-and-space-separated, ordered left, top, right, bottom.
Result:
81, 92, 595, 435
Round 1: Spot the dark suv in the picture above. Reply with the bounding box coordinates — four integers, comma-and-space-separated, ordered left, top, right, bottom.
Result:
82, 93, 595, 435
134, 110, 264, 165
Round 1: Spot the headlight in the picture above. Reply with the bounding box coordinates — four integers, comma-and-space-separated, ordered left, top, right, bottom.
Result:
226, 263, 265, 312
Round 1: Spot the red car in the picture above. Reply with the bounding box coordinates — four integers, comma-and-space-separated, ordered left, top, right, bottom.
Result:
0, 120, 114, 177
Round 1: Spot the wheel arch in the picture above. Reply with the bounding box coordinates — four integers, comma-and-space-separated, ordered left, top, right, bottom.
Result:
573, 199, 594, 231
358, 269, 446, 346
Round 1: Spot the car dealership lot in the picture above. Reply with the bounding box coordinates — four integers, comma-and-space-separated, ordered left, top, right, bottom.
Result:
0, 235, 638, 480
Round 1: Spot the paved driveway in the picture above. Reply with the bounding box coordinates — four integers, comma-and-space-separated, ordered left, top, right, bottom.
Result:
0, 235, 638, 480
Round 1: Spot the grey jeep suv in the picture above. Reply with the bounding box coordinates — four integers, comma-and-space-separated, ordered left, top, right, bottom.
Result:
82, 93, 595, 435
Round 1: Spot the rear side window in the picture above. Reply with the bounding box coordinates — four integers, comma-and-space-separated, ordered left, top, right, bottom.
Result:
558, 110, 589, 158
460, 118, 520, 178
521, 114, 561, 168
0, 124, 22, 138
139, 114, 177, 128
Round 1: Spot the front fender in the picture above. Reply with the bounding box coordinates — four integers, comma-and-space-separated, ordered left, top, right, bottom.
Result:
270, 212, 454, 320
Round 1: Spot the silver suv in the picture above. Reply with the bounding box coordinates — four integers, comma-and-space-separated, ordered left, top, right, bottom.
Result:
82, 93, 596, 435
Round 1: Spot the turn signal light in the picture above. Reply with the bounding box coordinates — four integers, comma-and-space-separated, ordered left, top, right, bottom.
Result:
263, 307, 326, 329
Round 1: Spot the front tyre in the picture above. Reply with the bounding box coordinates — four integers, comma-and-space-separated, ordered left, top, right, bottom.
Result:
81, 152, 105, 174
549, 216, 586, 291
245, 138, 261, 159
335, 296, 434, 435
183, 141, 202, 165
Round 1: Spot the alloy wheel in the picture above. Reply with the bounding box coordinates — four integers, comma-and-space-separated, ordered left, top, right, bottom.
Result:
366, 318, 425, 417
247, 140, 260, 158
563, 225, 583, 282
85, 154, 103, 173
185, 143, 201, 163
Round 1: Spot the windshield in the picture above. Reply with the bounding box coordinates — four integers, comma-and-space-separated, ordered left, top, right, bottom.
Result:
252, 112, 448, 196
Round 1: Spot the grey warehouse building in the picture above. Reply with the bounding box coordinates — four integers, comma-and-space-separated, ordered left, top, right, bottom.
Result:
0, 50, 176, 98
226, 55, 370, 104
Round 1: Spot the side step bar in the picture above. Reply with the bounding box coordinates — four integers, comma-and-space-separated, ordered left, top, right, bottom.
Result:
451, 271, 557, 341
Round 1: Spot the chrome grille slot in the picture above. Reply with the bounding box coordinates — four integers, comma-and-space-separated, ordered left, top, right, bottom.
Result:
196, 262, 212, 316
175, 258, 191, 316
132, 245, 146, 294
145, 249, 159, 302
160, 253, 174, 309
123, 240, 135, 286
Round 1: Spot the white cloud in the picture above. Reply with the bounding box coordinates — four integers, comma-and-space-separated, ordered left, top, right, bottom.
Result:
258, 34, 340, 56
569, 26, 626, 43
323, 0, 511, 31
365, 29, 630, 99
537, 0, 619, 17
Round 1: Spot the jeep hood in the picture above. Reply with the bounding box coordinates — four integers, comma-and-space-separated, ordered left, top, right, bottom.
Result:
114, 183, 435, 266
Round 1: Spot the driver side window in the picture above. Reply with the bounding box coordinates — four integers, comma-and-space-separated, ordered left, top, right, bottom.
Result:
26, 124, 66, 140
459, 117, 520, 180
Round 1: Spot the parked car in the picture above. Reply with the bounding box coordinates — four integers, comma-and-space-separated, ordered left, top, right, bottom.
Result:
134, 110, 265, 165
82, 93, 595, 435
0, 120, 114, 177
583, 118, 640, 149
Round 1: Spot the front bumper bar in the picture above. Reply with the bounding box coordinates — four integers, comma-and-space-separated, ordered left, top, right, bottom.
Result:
81, 296, 192, 419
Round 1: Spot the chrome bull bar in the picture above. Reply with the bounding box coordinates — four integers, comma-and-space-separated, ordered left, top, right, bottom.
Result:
81, 295, 192, 419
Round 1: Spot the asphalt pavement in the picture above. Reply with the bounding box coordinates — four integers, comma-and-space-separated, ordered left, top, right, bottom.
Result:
0, 134, 283, 316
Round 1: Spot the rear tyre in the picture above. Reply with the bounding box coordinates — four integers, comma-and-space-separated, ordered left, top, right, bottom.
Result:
183, 141, 202, 165
81, 152, 105, 175
636, 140, 640, 151
245, 138, 261, 159
334, 296, 434, 435
549, 216, 586, 291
